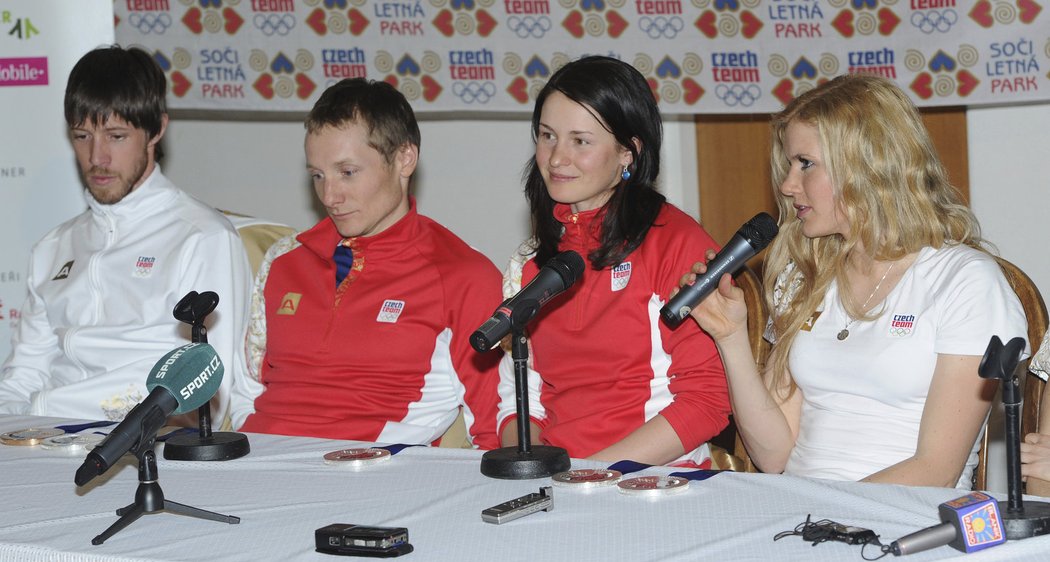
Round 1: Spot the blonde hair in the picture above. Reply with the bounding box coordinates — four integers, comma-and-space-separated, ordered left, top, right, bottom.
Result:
764, 74, 982, 395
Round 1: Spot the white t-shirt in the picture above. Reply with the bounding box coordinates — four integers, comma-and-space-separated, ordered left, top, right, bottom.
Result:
779, 245, 1028, 488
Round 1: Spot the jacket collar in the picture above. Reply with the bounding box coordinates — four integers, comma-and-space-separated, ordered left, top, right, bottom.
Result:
298, 197, 419, 259
86, 165, 180, 225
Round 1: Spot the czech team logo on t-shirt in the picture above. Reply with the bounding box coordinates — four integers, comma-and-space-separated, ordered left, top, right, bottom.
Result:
377, 299, 405, 323
611, 262, 632, 292
889, 313, 915, 337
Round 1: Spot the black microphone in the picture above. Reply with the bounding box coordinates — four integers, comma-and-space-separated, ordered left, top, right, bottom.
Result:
660, 212, 778, 329
470, 250, 586, 352
74, 343, 225, 486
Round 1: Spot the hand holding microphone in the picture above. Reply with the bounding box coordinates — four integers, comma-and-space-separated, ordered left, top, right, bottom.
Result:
661, 212, 778, 331
74, 343, 224, 486
670, 250, 751, 341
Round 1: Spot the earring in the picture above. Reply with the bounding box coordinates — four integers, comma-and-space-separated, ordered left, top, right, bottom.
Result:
621, 166, 631, 181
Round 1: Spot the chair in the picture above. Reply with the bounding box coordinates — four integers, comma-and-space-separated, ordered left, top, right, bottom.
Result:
708, 265, 768, 472
437, 408, 472, 449
221, 212, 298, 276
972, 257, 1048, 490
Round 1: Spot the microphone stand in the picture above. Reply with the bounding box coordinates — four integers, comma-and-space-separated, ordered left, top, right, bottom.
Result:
163, 291, 250, 461
978, 336, 1050, 539
480, 299, 570, 479
91, 409, 239, 544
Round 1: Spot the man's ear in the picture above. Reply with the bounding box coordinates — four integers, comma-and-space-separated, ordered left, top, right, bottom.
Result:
396, 143, 419, 179
149, 114, 169, 150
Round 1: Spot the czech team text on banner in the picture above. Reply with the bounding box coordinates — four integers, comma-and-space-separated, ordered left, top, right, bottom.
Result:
116, 0, 1048, 114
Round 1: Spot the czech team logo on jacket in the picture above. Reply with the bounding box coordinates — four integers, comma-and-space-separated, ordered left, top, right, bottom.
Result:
611, 262, 632, 292
134, 256, 156, 278
377, 299, 405, 323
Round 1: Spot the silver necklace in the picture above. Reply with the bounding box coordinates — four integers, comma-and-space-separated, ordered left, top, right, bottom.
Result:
837, 262, 895, 341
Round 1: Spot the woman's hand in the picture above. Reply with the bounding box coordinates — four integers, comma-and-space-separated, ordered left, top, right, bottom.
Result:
1021, 432, 1050, 482
670, 249, 749, 342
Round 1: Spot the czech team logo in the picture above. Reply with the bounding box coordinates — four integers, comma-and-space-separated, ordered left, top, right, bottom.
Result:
134, 256, 157, 278
377, 299, 406, 323
611, 262, 632, 292
888, 313, 915, 338
504, 0, 552, 39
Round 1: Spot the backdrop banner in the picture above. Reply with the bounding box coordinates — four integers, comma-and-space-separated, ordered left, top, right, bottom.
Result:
113, 0, 1048, 114
0, 1, 114, 362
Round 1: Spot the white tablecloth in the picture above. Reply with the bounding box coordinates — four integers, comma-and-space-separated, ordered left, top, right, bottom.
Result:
2, 415, 1049, 561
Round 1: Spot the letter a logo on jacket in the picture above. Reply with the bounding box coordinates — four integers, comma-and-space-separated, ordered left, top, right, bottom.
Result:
277, 292, 302, 315
52, 260, 74, 280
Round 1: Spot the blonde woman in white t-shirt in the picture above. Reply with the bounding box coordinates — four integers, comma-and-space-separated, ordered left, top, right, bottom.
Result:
675, 74, 1027, 489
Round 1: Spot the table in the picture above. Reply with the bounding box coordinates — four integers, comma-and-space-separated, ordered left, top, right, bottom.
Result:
2, 415, 1049, 561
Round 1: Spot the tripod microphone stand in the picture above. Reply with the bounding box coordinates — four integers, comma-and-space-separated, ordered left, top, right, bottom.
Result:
91, 411, 239, 544
978, 335, 1050, 539
163, 291, 250, 461
480, 299, 570, 479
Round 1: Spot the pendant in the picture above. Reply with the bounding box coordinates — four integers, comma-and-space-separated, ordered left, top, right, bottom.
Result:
837, 329, 849, 341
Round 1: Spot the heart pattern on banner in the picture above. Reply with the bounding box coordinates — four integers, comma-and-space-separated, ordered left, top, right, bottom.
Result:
112, 1, 1049, 113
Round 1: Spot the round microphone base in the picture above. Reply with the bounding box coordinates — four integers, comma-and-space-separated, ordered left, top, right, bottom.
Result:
162, 431, 250, 461
1000, 500, 1050, 539
480, 445, 570, 480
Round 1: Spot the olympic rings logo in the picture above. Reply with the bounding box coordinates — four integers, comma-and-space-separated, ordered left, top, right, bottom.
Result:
452, 81, 497, 104
887, 326, 913, 337
639, 16, 684, 40
254, 14, 296, 36
128, 13, 173, 34
507, 16, 552, 39
715, 83, 761, 107
910, 9, 958, 34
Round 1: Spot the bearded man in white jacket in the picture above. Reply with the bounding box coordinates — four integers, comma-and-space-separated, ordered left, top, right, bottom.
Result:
0, 46, 250, 424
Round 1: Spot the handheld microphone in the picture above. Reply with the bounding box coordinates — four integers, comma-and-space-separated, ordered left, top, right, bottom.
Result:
890, 492, 1006, 555
660, 212, 778, 329
470, 250, 586, 352
74, 343, 224, 486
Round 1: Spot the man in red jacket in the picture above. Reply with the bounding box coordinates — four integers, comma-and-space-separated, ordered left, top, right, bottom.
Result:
230, 79, 502, 449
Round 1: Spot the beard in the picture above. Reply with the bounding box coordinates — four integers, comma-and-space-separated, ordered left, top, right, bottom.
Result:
83, 150, 150, 205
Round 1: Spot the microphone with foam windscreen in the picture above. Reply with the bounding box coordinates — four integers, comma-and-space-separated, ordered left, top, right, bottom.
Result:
74, 343, 224, 486
470, 250, 586, 352
889, 492, 1006, 555
660, 212, 779, 329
